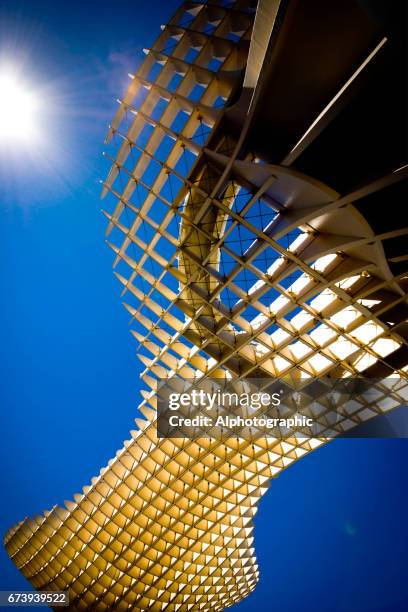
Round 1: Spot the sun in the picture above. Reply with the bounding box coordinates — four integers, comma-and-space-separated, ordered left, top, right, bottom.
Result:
0, 71, 39, 144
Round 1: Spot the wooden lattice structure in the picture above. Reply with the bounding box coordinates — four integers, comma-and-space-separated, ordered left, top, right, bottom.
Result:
5, 0, 407, 609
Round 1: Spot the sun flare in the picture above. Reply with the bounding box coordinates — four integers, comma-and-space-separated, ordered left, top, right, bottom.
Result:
0, 71, 39, 144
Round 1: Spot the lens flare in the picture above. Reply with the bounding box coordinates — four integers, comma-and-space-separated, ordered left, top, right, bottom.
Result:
0, 71, 39, 144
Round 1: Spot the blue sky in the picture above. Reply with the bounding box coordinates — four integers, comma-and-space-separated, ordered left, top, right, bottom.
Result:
0, 1, 407, 610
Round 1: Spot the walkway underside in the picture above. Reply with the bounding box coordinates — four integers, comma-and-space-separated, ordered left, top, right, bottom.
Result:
5, 1, 407, 610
